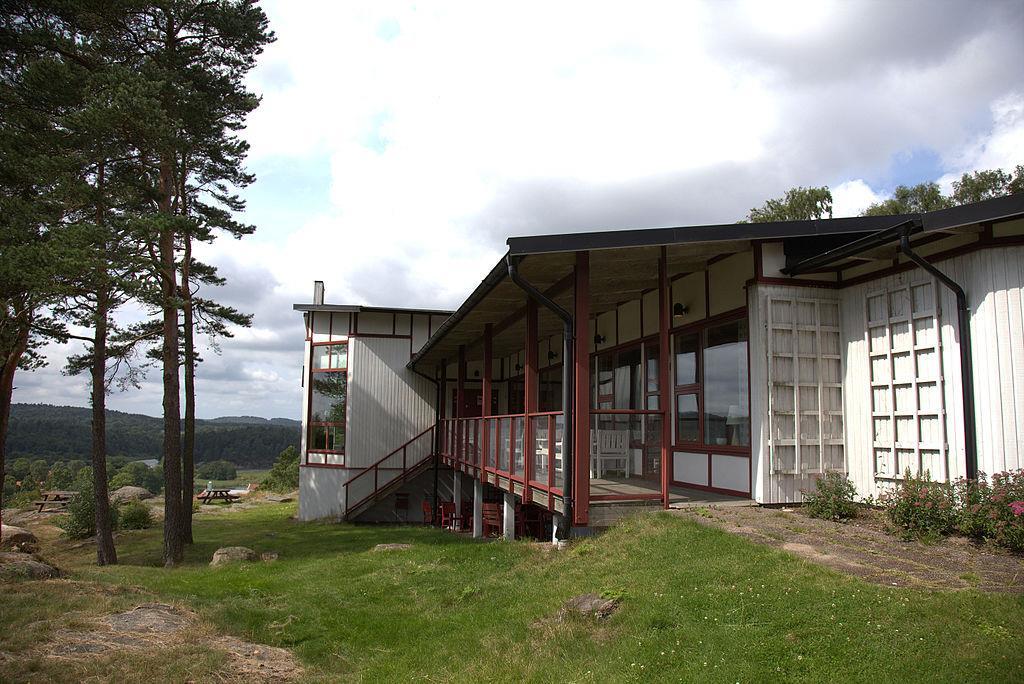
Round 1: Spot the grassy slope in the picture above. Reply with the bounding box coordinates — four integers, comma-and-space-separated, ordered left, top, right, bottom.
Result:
7, 504, 1024, 682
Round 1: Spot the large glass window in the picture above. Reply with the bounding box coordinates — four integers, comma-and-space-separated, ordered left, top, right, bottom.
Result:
672, 319, 750, 449
309, 343, 347, 454
703, 321, 749, 447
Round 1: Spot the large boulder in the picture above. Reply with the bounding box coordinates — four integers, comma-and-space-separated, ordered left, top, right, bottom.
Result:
210, 546, 258, 567
0, 551, 59, 581
0, 524, 38, 553
110, 486, 153, 504
557, 593, 621, 621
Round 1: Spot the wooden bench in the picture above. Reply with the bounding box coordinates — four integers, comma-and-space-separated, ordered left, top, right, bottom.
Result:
34, 499, 70, 513
34, 490, 78, 513
196, 488, 240, 505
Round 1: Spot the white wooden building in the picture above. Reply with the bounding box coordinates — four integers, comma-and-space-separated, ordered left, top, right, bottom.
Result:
295, 195, 1024, 535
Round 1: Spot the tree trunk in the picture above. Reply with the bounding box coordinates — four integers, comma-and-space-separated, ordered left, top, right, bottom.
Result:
180, 239, 195, 544
0, 317, 30, 544
91, 287, 118, 565
159, 157, 184, 566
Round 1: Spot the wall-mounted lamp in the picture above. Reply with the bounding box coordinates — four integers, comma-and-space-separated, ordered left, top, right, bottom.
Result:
673, 302, 688, 318
593, 333, 606, 345
473, 369, 480, 378
547, 350, 558, 362
514, 362, 522, 372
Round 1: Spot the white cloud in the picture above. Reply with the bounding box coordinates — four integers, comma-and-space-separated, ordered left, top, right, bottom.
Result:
832, 180, 885, 218
937, 92, 1024, 192
12, 1, 1024, 419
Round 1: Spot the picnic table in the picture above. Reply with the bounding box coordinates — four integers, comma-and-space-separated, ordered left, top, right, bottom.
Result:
196, 488, 240, 505
34, 490, 78, 513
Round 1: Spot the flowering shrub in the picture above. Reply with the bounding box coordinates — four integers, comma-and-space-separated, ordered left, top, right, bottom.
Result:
802, 471, 858, 521
959, 471, 1024, 552
883, 469, 1024, 552
879, 470, 957, 541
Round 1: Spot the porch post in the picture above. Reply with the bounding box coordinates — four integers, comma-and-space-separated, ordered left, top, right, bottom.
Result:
457, 345, 466, 419
524, 299, 538, 501
473, 479, 483, 538
659, 247, 672, 509
482, 323, 492, 480
457, 345, 466, 464
573, 251, 591, 526
453, 471, 462, 528
474, 325, 492, 539
503, 490, 515, 540
434, 359, 446, 526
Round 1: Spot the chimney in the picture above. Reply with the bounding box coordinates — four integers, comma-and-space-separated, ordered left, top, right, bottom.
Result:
313, 280, 325, 305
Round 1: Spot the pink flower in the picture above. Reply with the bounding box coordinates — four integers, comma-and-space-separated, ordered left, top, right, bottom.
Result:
1009, 501, 1024, 517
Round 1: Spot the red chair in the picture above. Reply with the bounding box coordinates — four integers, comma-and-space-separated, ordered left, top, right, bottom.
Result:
439, 501, 460, 530
421, 500, 433, 525
482, 502, 503, 537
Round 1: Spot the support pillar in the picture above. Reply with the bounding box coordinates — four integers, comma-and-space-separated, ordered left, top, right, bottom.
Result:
551, 511, 568, 545
658, 247, 672, 509
472, 479, 483, 538
573, 251, 591, 526
503, 490, 515, 541
453, 471, 462, 528
524, 300, 538, 498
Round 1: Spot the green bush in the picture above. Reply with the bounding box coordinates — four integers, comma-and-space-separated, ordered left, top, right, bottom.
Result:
57, 483, 119, 540
4, 487, 41, 509
110, 461, 163, 493
954, 471, 1024, 552
880, 470, 957, 541
119, 500, 153, 530
196, 459, 237, 481
262, 446, 299, 493
45, 461, 73, 490
803, 471, 858, 521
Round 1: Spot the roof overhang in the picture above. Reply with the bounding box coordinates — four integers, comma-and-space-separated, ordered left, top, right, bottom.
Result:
293, 303, 454, 316
408, 193, 1024, 371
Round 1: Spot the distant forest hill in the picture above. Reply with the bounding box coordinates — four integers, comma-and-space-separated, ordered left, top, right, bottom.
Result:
6, 404, 301, 468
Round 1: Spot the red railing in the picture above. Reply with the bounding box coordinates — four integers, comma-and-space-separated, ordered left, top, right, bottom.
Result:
343, 425, 435, 517
438, 412, 566, 508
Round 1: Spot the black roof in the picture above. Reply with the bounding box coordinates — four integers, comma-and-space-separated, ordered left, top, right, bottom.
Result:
407, 193, 1024, 370
293, 303, 453, 316
506, 193, 1024, 256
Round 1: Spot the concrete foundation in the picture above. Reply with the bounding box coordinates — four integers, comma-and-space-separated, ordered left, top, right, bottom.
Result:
503, 491, 515, 540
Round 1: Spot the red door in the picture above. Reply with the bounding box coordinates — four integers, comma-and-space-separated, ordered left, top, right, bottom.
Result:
452, 389, 483, 417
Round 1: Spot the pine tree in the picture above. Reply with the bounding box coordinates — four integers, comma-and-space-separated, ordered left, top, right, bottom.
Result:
112, 1, 272, 565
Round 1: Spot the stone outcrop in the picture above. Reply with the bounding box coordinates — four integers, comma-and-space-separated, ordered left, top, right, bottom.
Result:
0, 524, 38, 553
210, 546, 258, 566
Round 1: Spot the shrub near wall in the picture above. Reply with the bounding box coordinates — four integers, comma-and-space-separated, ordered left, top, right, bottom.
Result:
955, 471, 1024, 552
803, 471, 858, 521
880, 470, 958, 541
882, 469, 1024, 552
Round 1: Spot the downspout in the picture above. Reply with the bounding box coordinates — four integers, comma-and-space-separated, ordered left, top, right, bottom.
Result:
411, 367, 442, 525
506, 255, 574, 539
899, 225, 978, 480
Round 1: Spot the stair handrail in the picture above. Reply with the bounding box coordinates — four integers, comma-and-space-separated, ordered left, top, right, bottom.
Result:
343, 425, 435, 515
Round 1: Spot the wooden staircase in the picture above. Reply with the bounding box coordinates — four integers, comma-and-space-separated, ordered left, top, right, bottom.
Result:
343, 426, 435, 520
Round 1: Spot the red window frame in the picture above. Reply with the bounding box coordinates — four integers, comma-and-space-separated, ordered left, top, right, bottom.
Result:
308, 341, 348, 458
671, 312, 749, 453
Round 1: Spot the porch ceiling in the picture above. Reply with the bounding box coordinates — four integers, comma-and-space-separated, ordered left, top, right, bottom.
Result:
410, 239, 750, 371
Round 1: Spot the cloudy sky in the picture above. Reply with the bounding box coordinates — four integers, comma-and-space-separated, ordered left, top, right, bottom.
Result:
12, 0, 1024, 419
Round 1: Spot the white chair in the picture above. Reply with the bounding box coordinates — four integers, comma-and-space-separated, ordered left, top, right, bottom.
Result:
590, 429, 630, 478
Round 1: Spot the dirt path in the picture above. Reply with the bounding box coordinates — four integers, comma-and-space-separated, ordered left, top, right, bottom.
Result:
672, 505, 1024, 592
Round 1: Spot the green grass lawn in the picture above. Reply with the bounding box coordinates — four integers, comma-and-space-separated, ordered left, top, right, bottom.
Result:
5, 504, 1024, 682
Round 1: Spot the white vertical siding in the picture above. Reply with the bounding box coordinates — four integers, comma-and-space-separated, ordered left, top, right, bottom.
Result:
842, 246, 1024, 499
346, 336, 436, 468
